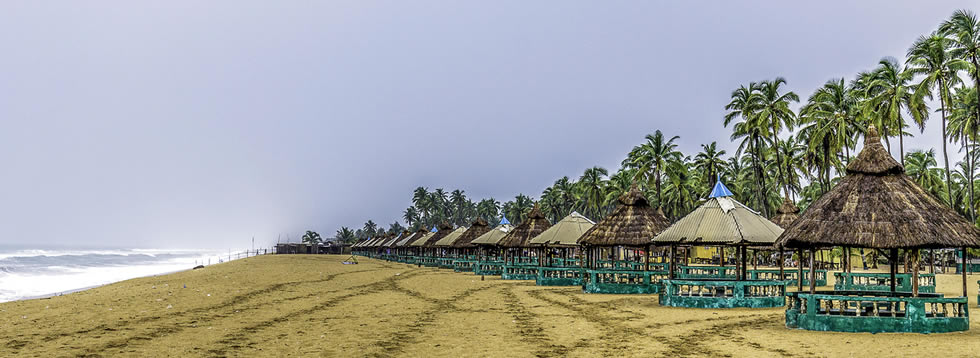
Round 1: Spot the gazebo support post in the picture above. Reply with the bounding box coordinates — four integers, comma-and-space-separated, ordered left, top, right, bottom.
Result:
808, 248, 816, 294
889, 248, 898, 293
797, 249, 804, 291
669, 245, 676, 280
778, 249, 784, 279
963, 247, 969, 297
644, 245, 650, 272
911, 248, 920, 297
719, 246, 724, 266
843, 246, 849, 273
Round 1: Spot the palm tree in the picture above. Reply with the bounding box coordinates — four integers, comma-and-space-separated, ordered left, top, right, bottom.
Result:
776, 135, 806, 198
623, 131, 681, 208
403, 206, 420, 229
866, 57, 929, 167
725, 82, 771, 216
905, 149, 947, 200
362, 220, 378, 238
941, 9, 980, 141
412, 187, 430, 223
336, 227, 356, 243
450, 189, 468, 226
577, 166, 609, 220
798, 78, 860, 194
755, 78, 800, 195
662, 159, 697, 219
476, 198, 500, 225
387, 222, 405, 234
502, 194, 535, 225
908, 33, 969, 206
693, 142, 727, 189
949, 85, 980, 221
302, 230, 322, 245
604, 168, 637, 215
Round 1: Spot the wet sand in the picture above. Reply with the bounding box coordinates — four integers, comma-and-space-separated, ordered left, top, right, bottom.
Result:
1, 255, 978, 357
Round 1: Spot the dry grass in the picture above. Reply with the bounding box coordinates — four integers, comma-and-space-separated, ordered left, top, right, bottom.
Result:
2, 255, 979, 357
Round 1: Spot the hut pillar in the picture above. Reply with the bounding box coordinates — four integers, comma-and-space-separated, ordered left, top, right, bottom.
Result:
778, 249, 784, 279
963, 247, 969, 297
644, 245, 650, 272
843, 246, 849, 273
889, 248, 898, 293
808, 248, 816, 294
797, 249, 804, 291
668, 245, 676, 280
719, 246, 724, 266
911, 249, 920, 298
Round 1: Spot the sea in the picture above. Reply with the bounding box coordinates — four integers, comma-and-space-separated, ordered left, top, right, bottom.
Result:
0, 247, 255, 302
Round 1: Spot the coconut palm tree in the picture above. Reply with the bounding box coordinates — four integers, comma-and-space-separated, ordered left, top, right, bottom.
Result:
866, 57, 929, 167
623, 131, 681, 208
403, 206, 420, 229
362, 220, 379, 238
335, 227, 356, 243
725, 82, 772, 216
754, 78, 800, 195
693, 142, 727, 189
941, 9, 980, 139
798, 78, 860, 194
476, 198, 500, 225
776, 135, 806, 198
576, 166, 609, 221
604, 168, 638, 215
949, 85, 980, 221
908, 33, 969, 206
302, 230, 322, 245
905, 149, 947, 199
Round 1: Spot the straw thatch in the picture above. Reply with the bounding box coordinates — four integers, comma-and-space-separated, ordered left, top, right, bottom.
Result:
528, 212, 594, 246
452, 218, 492, 248
433, 227, 468, 247
470, 224, 515, 245
578, 186, 671, 246
385, 231, 410, 247
408, 231, 435, 247
497, 205, 552, 248
654, 195, 783, 247
776, 125, 980, 249
770, 196, 800, 229
421, 222, 455, 247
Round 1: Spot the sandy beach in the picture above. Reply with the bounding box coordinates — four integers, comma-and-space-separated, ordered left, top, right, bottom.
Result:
2, 255, 978, 357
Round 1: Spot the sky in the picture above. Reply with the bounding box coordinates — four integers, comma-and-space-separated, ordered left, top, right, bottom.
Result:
0, 1, 976, 249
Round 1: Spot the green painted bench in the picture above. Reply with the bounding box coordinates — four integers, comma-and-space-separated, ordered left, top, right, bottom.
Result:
750, 269, 827, 286
785, 291, 969, 333
658, 279, 788, 308
536, 267, 584, 286
582, 269, 668, 294
474, 260, 504, 275
833, 272, 936, 293
501, 264, 538, 280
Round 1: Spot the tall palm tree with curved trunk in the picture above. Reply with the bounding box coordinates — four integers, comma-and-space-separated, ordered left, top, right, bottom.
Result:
949, 85, 980, 221
604, 168, 637, 215
776, 135, 806, 199
730, 118, 770, 215
755, 78, 800, 196
476, 198, 500, 225
908, 33, 969, 206
623, 131, 680, 209
402, 206, 420, 230
335, 227, 356, 243
941, 9, 980, 220
866, 57, 929, 168
694, 142, 727, 190
798, 78, 860, 194
576, 166, 609, 221
725, 82, 771, 216
905, 149, 947, 200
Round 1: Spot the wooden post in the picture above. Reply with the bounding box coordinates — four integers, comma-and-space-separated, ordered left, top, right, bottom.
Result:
797, 250, 804, 291
911, 249, 920, 297
669, 245, 676, 280
644, 245, 650, 272
963, 247, 969, 298
808, 248, 816, 294
889, 248, 898, 293
778, 249, 784, 279
843, 246, 849, 273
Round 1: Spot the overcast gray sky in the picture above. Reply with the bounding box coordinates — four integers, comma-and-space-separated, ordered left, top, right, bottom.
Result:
0, 1, 975, 249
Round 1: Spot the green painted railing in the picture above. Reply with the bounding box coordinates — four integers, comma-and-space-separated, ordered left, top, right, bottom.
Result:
417, 256, 440, 267
452, 259, 478, 272
582, 269, 668, 294
437, 257, 456, 269
595, 260, 668, 271
833, 272, 936, 293
750, 269, 827, 286
785, 291, 969, 333
502, 264, 538, 280
659, 279, 788, 308
956, 263, 980, 274
474, 260, 504, 275
676, 266, 737, 279
536, 267, 584, 286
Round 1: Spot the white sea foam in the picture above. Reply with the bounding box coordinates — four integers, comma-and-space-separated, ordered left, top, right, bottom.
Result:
0, 248, 257, 302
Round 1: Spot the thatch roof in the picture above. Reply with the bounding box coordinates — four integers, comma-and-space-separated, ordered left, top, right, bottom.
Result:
578, 186, 671, 246
395, 229, 425, 247
528, 212, 594, 246
775, 125, 980, 249
385, 232, 410, 247
433, 227, 467, 247
408, 231, 435, 247
653, 191, 783, 247
498, 205, 552, 248
770, 196, 800, 229
452, 218, 492, 248
470, 224, 515, 246
421, 222, 454, 247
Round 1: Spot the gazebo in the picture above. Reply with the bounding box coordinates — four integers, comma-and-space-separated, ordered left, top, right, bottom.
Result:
450, 218, 492, 272
470, 218, 514, 276
432, 227, 467, 269
530, 212, 594, 286
577, 186, 671, 294
779, 125, 980, 333
653, 181, 788, 308
417, 222, 453, 267
498, 205, 552, 280
408, 227, 437, 266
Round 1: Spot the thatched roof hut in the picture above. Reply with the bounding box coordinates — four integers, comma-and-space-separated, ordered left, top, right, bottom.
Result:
770, 196, 800, 229
578, 186, 671, 246
528, 211, 594, 246
654, 182, 783, 247
471, 222, 515, 246
452, 218, 492, 248
408, 230, 436, 247
395, 229, 425, 247
775, 125, 980, 249
433, 227, 468, 247
420, 222, 454, 247
498, 205, 552, 248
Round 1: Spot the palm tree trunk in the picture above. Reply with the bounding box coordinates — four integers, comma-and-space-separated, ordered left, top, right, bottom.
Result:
940, 78, 954, 207
899, 130, 906, 168
969, 136, 977, 224
770, 125, 787, 197
751, 136, 769, 217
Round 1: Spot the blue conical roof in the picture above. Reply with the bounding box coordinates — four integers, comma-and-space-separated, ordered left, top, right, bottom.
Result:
499, 216, 510, 225
431, 226, 438, 232
709, 180, 733, 198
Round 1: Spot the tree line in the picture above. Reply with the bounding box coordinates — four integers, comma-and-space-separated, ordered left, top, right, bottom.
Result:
336, 10, 980, 253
